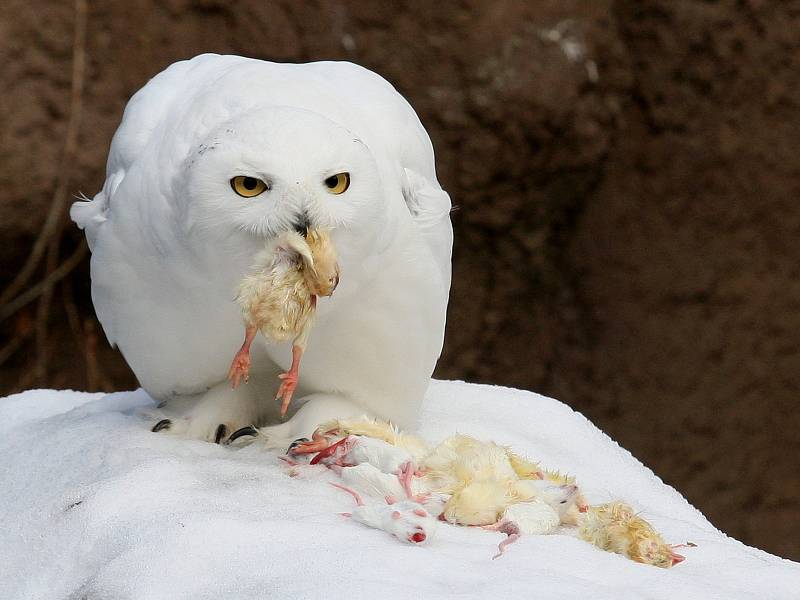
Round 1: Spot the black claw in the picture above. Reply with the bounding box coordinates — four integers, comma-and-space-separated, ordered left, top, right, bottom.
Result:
214, 424, 228, 444
287, 438, 310, 454
152, 419, 171, 433
226, 425, 259, 445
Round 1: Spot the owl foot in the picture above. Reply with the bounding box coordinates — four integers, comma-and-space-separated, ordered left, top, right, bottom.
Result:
152, 419, 172, 432
149, 379, 264, 443
151, 418, 233, 444
226, 425, 260, 445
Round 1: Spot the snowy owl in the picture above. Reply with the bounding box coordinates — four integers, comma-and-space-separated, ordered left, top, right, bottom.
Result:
71, 54, 452, 447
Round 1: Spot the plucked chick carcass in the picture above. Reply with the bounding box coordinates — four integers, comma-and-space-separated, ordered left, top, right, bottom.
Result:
228, 229, 339, 416
579, 501, 686, 568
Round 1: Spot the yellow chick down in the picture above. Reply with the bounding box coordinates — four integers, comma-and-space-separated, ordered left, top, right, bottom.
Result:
579, 501, 686, 568
235, 229, 338, 347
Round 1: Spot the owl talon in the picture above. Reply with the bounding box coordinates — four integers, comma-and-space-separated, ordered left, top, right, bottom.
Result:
152, 419, 172, 433
214, 424, 228, 444
287, 437, 310, 453
226, 425, 259, 444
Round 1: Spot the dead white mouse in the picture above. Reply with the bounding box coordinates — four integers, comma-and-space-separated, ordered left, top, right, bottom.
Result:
331, 482, 436, 545
484, 482, 580, 559
312, 435, 417, 476
334, 462, 409, 498
333, 462, 450, 518
500, 499, 562, 535
513, 480, 580, 522
340, 435, 415, 473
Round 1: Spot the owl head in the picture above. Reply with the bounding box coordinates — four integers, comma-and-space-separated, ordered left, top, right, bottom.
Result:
178, 106, 388, 255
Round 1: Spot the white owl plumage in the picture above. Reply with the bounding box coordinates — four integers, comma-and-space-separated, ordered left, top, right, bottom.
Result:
71, 54, 452, 445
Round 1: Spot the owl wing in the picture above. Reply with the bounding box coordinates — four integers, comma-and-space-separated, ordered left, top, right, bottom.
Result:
401, 166, 453, 290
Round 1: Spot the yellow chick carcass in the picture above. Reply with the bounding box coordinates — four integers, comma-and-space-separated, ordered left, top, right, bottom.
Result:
579, 501, 686, 568
422, 434, 519, 491
314, 421, 587, 528
420, 434, 521, 526
227, 229, 339, 416
420, 434, 587, 527
413, 438, 566, 530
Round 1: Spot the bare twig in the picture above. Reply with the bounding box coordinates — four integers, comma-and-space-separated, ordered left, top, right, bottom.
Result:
0, 0, 87, 308
61, 276, 83, 344
0, 335, 27, 368
35, 0, 88, 386
83, 318, 113, 391
0, 242, 88, 323
62, 278, 113, 390
15, 367, 37, 393
0, 0, 88, 387
36, 242, 60, 385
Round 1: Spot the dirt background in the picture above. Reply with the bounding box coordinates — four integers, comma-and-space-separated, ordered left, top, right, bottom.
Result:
1, 0, 798, 560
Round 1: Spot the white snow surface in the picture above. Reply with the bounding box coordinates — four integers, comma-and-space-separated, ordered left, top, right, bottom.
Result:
1, 381, 798, 600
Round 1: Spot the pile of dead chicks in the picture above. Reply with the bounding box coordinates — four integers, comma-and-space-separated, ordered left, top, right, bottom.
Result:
285, 417, 689, 567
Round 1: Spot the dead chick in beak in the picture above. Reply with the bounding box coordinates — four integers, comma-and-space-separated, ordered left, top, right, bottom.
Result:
227, 228, 340, 417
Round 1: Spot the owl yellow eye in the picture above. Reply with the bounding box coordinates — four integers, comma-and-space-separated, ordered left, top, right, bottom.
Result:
324, 172, 350, 194
230, 176, 268, 197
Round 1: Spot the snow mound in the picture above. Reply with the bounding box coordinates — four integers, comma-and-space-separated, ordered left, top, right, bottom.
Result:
1, 381, 798, 599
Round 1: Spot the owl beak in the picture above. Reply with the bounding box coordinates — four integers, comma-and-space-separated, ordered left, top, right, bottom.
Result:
292, 212, 311, 237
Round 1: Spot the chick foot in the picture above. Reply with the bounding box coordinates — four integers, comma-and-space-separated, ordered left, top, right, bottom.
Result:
275, 344, 304, 416
228, 324, 256, 389
275, 371, 298, 416
227, 350, 251, 389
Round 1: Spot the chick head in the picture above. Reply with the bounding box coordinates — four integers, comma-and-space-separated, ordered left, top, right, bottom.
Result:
627, 518, 686, 568
635, 539, 685, 568
304, 228, 340, 296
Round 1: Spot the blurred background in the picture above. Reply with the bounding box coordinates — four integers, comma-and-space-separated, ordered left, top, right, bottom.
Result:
1, 0, 798, 560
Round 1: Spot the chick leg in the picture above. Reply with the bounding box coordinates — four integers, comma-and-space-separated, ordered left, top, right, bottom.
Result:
276, 344, 303, 416
228, 324, 257, 388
